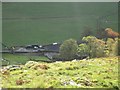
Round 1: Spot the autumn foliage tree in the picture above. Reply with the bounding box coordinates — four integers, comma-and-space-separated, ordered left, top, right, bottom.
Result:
104, 28, 119, 56
105, 28, 119, 40
78, 35, 119, 58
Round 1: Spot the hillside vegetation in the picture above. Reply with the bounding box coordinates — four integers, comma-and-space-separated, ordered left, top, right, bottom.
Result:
1, 56, 119, 89
2, 2, 118, 46
1, 2, 119, 89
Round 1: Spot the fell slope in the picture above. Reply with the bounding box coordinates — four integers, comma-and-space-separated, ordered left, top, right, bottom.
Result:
1, 56, 119, 88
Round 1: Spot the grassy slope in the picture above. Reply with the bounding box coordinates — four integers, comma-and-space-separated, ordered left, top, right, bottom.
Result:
2, 2, 118, 46
2, 54, 49, 65
1, 56, 119, 88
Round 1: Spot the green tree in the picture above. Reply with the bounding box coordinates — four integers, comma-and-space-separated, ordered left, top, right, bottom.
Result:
106, 38, 119, 56
82, 36, 106, 58
77, 43, 89, 57
59, 38, 78, 60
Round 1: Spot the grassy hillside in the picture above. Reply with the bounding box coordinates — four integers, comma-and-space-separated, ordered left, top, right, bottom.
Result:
2, 53, 50, 65
2, 2, 118, 46
1, 56, 119, 88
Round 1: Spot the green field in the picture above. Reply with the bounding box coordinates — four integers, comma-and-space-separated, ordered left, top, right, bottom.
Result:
1, 53, 49, 65
2, 2, 118, 46
1, 56, 119, 88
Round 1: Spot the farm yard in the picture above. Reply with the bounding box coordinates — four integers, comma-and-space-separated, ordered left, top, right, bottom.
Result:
1, 2, 119, 89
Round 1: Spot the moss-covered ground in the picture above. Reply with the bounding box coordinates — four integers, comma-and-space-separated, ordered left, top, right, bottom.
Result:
0, 56, 119, 89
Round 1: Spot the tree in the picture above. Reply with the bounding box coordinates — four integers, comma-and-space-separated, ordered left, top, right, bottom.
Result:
105, 28, 119, 40
95, 28, 106, 39
77, 43, 89, 57
106, 38, 119, 56
81, 26, 93, 37
82, 36, 106, 58
59, 39, 78, 60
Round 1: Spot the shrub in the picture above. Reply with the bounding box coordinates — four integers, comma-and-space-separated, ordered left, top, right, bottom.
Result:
82, 36, 106, 58
106, 38, 119, 56
59, 39, 78, 60
80, 36, 119, 58
77, 43, 89, 57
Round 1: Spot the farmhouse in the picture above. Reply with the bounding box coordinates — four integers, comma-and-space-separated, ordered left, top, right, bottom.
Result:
1, 43, 61, 60
42, 43, 61, 59
42, 43, 61, 52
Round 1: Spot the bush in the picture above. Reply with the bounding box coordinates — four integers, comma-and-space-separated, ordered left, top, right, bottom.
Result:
82, 36, 106, 58
106, 38, 119, 56
77, 43, 89, 57
80, 36, 119, 58
59, 38, 78, 60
